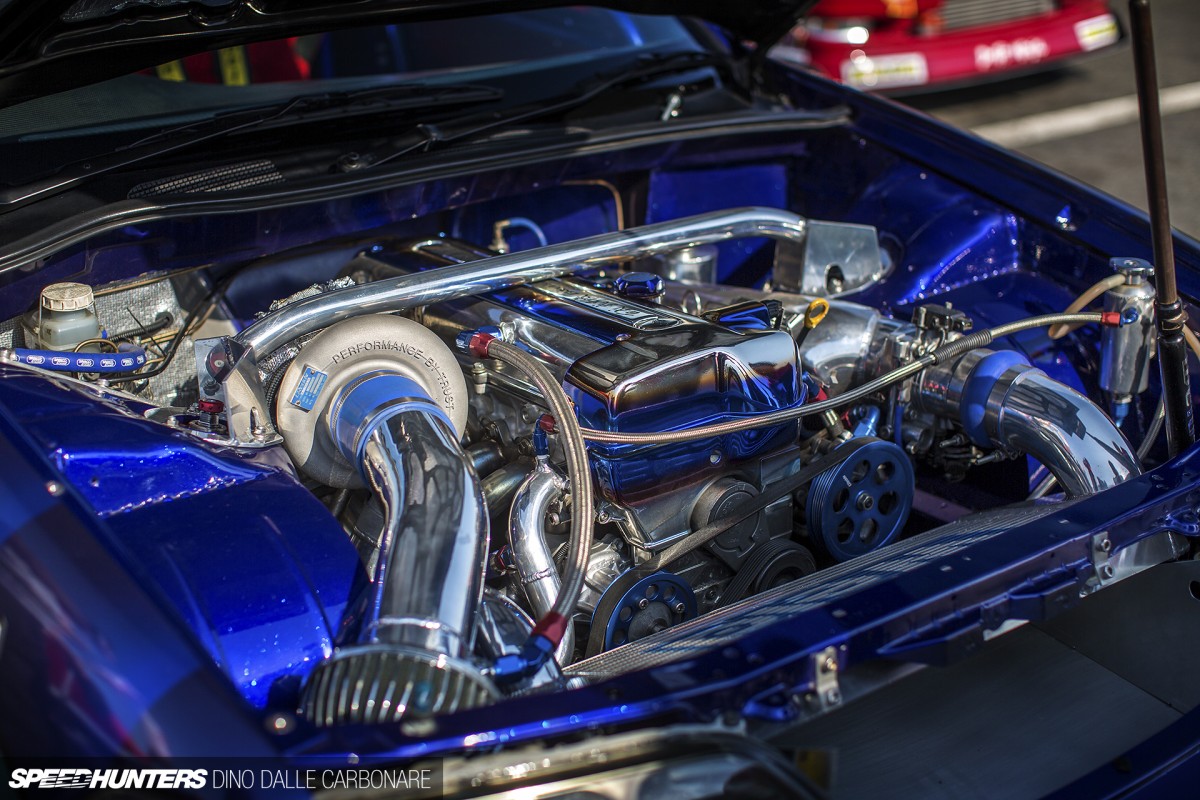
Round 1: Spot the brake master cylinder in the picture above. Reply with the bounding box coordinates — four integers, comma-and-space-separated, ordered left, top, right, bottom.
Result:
23, 282, 102, 350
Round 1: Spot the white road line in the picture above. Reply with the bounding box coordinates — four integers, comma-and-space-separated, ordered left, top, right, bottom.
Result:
971, 80, 1200, 148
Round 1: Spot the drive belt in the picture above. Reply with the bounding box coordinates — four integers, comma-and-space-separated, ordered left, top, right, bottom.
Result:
583, 437, 874, 657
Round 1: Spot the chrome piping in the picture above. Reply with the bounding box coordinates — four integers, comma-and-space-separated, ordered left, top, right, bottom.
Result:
215, 207, 811, 444
357, 410, 490, 655
300, 377, 496, 724
509, 456, 574, 666
920, 351, 1141, 497
232, 206, 806, 358
987, 367, 1141, 496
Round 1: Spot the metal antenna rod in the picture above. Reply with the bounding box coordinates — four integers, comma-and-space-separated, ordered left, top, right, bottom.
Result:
1130, 0, 1194, 456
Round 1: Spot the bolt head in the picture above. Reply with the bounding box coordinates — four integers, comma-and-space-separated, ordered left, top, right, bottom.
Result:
637, 598, 649, 610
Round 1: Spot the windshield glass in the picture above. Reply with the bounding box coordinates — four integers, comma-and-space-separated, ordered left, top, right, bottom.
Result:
0, 9, 700, 144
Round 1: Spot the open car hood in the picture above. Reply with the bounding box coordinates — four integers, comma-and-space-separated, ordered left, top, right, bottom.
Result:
0, 0, 817, 106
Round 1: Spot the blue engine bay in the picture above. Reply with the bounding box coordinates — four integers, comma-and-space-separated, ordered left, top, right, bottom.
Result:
1, 66, 1199, 777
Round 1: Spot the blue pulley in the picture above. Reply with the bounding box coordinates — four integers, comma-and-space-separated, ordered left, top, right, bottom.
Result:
594, 570, 696, 651
806, 437, 914, 561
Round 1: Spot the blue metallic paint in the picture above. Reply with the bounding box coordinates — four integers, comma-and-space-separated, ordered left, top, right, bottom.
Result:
1, 47, 1199, 789
0, 367, 363, 712
646, 163, 789, 285
0, 401, 280, 759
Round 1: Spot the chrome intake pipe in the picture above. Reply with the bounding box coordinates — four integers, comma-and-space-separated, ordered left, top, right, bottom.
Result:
920, 349, 1141, 496
273, 316, 496, 724
509, 455, 574, 667
300, 398, 496, 725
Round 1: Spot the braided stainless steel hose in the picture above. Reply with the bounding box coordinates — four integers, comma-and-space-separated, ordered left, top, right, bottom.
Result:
467, 335, 594, 653
579, 311, 1113, 445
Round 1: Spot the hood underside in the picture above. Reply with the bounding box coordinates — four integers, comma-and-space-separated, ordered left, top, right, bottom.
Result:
0, 0, 816, 106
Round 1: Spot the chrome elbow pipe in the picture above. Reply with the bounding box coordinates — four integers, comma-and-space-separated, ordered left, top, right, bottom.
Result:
920, 349, 1141, 496
352, 403, 489, 658
300, 374, 496, 725
509, 457, 574, 666
274, 316, 495, 724
988, 368, 1142, 495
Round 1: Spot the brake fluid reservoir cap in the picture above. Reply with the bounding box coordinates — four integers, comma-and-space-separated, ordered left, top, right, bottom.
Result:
41, 282, 95, 312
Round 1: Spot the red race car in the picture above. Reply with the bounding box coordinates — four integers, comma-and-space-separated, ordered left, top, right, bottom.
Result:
774, 0, 1123, 92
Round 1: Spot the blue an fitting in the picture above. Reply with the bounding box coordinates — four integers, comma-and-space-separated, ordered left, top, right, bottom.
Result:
801, 373, 823, 400
532, 423, 549, 456
959, 350, 1031, 447
490, 633, 556, 685
1113, 399, 1132, 426
851, 405, 881, 438
455, 325, 504, 357
328, 370, 453, 468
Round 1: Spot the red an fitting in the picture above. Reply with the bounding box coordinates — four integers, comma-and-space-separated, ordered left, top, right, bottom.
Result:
1100, 311, 1123, 327
468, 331, 496, 358
531, 611, 570, 646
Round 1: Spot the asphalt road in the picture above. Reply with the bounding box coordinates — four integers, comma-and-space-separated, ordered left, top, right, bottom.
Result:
903, 0, 1200, 237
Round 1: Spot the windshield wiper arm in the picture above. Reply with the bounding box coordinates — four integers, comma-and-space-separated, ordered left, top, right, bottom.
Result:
338, 51, 730, 172
0, 82, 503, 208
